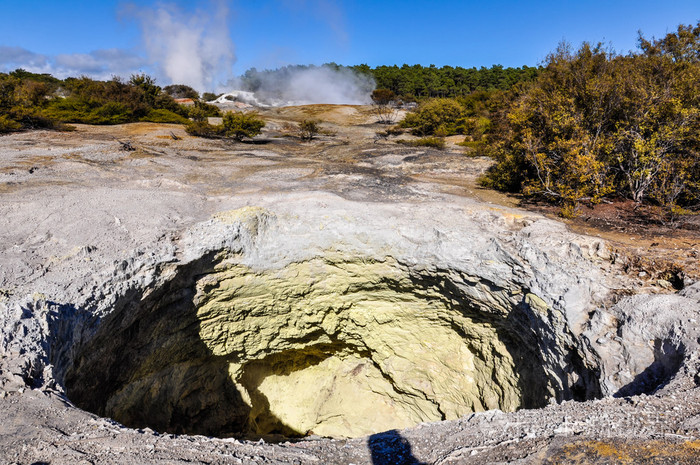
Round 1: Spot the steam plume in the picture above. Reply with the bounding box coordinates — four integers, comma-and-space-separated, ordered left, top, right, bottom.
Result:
282, 66, 373, 105
126, 1, 235, 91
231, 65, 375, 106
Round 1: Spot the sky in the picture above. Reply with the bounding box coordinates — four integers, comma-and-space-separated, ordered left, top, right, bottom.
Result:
0, 0, 698, 91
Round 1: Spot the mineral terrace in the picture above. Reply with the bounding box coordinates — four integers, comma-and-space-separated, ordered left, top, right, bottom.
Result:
1, 105, 700, 464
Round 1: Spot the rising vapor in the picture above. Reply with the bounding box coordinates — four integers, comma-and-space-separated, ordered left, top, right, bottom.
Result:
125, 0, 235, 92
225, 64, 375, 106
282, 66, 373, 105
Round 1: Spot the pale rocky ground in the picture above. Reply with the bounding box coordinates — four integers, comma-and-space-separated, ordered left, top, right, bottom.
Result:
1, 105, 700, 464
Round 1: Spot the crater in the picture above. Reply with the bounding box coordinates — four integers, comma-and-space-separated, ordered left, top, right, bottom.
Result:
62, 251, 601, 439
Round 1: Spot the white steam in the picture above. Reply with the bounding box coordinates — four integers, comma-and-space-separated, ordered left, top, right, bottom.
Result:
126, 3, 373, 105
280, 66, 374, 105
226, 65, 375, 106
126, 1, 235, 92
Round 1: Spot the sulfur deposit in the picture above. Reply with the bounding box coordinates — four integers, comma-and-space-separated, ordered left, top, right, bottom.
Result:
60, 199, 607, 440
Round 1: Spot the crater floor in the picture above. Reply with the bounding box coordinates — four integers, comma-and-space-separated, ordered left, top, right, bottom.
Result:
1, 105, 700, 464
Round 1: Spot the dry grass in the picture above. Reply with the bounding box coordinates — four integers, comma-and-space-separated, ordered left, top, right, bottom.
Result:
546, 439, 700, 464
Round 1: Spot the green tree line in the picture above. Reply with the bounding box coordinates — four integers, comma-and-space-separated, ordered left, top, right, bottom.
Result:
0, 70, 220, 133
362, 63, 540, 98
481, 22, 700, 216
239, 63, 539, 101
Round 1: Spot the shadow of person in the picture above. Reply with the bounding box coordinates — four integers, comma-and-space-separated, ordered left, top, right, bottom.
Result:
369, 429, 425, 465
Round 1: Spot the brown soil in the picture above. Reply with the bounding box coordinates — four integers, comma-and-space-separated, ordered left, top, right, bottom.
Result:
522, 198, 700, 283
544, 438, 700, 464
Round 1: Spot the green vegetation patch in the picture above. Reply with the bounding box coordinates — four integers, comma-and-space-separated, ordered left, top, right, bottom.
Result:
140, 109, 189, 124
482, 22, 700, 216
396, 136, 446, 149
186, 111, 266, 141
0, 70, 220, 132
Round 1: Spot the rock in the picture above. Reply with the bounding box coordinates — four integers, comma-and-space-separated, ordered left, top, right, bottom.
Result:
584, 293, 700, 397
680, 281, 700, 302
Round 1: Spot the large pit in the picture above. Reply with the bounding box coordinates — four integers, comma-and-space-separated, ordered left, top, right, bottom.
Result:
62, 250, 601, 439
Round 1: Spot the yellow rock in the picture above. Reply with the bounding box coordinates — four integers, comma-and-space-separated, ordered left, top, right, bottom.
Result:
525, 293, 549, 314
194, 257, 523, 437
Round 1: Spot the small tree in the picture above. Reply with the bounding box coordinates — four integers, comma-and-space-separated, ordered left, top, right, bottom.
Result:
163, 84, 199, 100
129, 74, 161, 107
221, 111, 265, 141
371, 88, 399, 124
298, 119, 321, 140
400, 98, 465, 136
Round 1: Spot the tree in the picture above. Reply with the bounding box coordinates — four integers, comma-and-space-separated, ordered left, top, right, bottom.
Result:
371, 88, 395, 105
609, 54, 699, 204
163, 84, 200, 100
483, 28, 700, 215
129, 74, 161, 107
638, 21, 700, 63
298, 119, 321, 141
221, 111, 265, 141
495, 43, 616, 212
370, 88, 399, 124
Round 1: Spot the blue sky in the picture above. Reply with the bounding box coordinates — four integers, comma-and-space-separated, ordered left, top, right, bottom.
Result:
0, 0, 698, 89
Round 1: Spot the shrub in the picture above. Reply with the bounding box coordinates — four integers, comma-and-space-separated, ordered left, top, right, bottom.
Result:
141, 109, 189, 124
15, 80, 52, 107
478, 151, 527, 193
10, 107, 60, 129
400, 98, 465, 136
298, 119, 321, 140
185, 120, 225, 138
188, 107, 209, 123
201, 92, 220, 102
185, 112, 266, 141
90, 102, 132, 124
396, 136, 446, 149
221, 111, 265, 141
43, 97, 96, 122
189, 100, 221, 119
0, 115, 21, 133
44, 98, 132, 124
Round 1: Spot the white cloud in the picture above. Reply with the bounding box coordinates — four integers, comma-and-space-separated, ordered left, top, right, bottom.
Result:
54, 49, 148, 79
0, 46, 51, 73
0, 46, 147, 80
